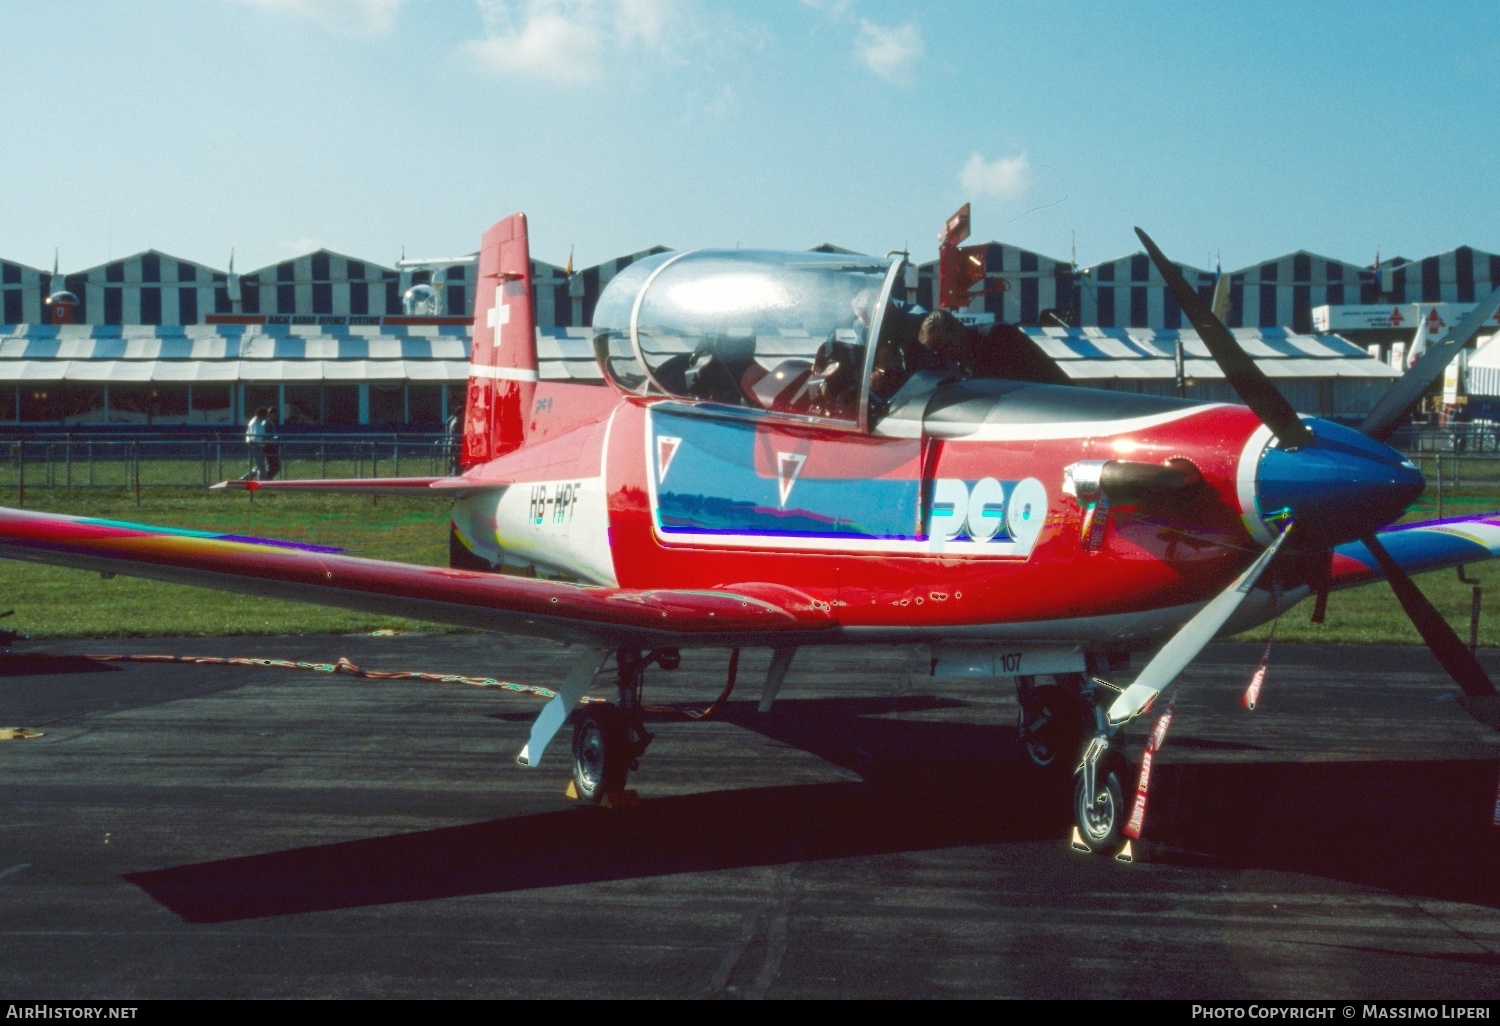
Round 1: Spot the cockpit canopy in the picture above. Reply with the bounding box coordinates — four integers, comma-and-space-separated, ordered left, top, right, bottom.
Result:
592, 250, 900, 423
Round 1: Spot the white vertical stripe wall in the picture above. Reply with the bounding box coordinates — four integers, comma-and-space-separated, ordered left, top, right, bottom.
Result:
1076, 250, 1376, 331
531, 260, 569, 329
1376, 247, 1500, 305
568, 247, 672, 328
0, 259, 49, 325
915, 243, 1073, 324
6, 243, 1498, 331
239, 250, 399, 319
61, 251, 228, 326
1072, 254, 1211, 329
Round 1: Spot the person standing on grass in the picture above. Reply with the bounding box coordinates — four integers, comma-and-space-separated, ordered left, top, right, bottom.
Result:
244, 407, 269, 481
263, 408, 282, 481
445, 411, 461, 475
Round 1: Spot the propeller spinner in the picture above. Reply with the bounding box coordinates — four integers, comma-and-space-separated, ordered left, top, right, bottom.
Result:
1114, 229, 1500, 724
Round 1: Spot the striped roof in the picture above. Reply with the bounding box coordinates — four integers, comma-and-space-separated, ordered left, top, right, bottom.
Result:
1025, 326, 1399, 380
0, 323, 471, 383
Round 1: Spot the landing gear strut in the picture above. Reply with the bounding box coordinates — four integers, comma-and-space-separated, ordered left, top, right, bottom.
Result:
1071, 679, 1129, 858
569, 647, 656, 804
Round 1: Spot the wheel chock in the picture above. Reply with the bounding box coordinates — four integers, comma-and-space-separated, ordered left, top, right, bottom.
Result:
564, 780, 579, 800
1114, 840, 1134, 863
1069, 826, 1091, 853
600, 789, 640, 810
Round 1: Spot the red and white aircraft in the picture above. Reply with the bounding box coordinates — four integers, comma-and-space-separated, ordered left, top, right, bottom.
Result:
3, 212, 1500, 855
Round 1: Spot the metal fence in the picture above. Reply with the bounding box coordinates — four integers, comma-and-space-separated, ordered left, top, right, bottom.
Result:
0, 434, 457, 504
1390, 423, 1500, 455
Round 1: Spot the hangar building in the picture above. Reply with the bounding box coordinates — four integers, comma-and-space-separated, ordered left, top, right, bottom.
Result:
0, 234, 1490, 428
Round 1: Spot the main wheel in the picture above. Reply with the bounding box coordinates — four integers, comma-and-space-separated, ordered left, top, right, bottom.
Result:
1074, 761, 1127, 857
1017, 680, 1086, 774
571, 703, 629, 803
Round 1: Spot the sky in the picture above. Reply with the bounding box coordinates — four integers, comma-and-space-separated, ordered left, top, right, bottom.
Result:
3, 0, 1497, 276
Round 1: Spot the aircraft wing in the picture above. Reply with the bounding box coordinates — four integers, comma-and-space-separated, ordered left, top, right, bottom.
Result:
211, 477, 486, 497
1330, 513, 1500, 588
0, 507, 834, 647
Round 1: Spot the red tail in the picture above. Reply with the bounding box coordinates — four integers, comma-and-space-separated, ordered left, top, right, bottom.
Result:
462, 213, 537, 467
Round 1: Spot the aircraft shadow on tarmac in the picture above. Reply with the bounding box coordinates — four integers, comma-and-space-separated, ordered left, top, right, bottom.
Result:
0, 653, 118, 677
124, 696, 1500, 924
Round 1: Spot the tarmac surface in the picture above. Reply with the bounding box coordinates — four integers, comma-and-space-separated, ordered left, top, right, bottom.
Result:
1, 632, 1499, 999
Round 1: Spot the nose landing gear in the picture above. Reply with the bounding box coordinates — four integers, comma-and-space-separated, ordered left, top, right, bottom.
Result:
1069, 679, 1132, 859
1073, 735, 1128, 857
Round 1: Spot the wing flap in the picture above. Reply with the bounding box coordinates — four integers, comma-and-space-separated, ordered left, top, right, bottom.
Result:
0, 507, 834, 645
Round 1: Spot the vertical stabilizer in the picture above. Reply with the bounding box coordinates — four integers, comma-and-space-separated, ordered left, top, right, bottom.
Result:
463, 213, 537, 467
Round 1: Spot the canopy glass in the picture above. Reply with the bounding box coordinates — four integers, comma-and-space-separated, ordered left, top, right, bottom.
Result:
592, 250, 899, 422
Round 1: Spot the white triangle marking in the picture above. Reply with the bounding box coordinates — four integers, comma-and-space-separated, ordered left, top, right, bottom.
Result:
657, 436, 681, 484
777, 452, 806, 508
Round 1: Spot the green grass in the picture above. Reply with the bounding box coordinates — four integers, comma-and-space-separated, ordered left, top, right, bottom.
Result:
0, 455, 452, 491
0, 489, 454, 638
0, 483, 1498, 643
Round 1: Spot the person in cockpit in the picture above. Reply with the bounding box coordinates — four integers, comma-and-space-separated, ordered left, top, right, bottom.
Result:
868, 340, 907, 408
803, 337, 862, 420
906, 309, 972, 376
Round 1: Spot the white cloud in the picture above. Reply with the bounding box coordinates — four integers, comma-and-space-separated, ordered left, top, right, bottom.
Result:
853, 18, 922, 84
959, 152, 1032, 202
463, 0, 689, 85
234, 0, 405, 36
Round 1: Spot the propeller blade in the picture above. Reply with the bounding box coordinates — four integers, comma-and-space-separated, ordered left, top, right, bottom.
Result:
1359, 286, 1500, 440
1360, 533, 1496, 698
1108, 527, 1292, 723
1135, 228, 1312, 450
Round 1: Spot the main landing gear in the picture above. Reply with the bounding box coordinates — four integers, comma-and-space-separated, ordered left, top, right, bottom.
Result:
569, 648, 659, 803
1015, 674, 1089, 777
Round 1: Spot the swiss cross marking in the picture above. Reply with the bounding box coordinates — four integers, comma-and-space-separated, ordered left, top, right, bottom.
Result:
486, 284, 511, 332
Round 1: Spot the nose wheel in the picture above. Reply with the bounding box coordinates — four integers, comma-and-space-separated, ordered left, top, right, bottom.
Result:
1073, 755, 1126, 857
1068, 678, 1131, 858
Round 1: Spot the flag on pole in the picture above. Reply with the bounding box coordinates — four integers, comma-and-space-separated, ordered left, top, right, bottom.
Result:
1407, 305, 1431, 368
1209, 253, 1230, 322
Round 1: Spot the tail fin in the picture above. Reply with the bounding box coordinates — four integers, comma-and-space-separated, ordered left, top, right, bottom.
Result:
463, 213, 537, 467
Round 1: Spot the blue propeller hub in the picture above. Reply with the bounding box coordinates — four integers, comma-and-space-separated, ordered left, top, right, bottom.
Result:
1255, 419, 1425, 543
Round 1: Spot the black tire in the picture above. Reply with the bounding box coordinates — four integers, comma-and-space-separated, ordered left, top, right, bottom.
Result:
571, 704, 629, 803
1073, 760, 1128, 857
1017, 682, 1086, 775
